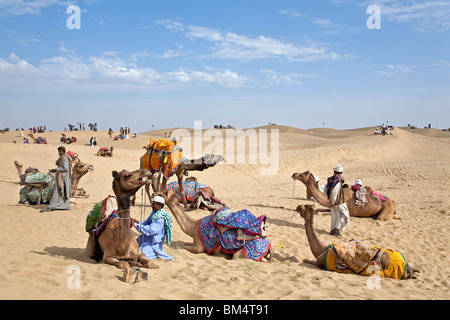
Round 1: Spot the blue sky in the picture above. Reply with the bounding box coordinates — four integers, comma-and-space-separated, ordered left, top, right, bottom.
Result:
0, 0, 449, 132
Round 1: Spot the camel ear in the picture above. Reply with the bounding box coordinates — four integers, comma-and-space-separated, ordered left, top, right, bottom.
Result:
112, 170, 120, 180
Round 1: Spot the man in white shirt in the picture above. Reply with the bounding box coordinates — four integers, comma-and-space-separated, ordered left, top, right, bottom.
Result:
326, 165, 350, 237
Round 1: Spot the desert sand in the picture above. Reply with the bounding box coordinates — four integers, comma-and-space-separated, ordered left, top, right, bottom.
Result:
0, 125, 449, 300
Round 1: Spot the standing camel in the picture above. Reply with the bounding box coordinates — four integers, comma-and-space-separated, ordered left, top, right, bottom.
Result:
132, 140, 224, 210
296, 204, 418, 279
163, 190, 272, 261
292, 170, 398, 221
85, 168, 158, 270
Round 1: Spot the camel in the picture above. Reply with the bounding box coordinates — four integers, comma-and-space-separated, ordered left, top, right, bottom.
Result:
292, 170, 398, 221
15, 159, 94, 199
132, 151, 224, 210
166, 177, 224, 211
14, 161, 32, 185
27, 133, 47, 144
85, 168, 159, 270
71, 160, 94, 198
296, 204, 418, 279
163, 190, 272, 261
97, 147, 114, 157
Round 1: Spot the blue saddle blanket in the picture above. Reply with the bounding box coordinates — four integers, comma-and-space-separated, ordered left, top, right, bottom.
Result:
198, 207, 270, 261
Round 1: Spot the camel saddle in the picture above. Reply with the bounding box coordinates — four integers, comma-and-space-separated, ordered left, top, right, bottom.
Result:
140, 138, 186, 180
199, 207, 271, 261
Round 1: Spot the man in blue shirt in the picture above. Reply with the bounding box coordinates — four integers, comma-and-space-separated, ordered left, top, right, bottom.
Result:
132, 196, 173, 260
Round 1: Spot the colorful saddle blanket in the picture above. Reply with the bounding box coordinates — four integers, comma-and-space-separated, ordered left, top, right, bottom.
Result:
140, 138, 186, 180
85, 196, 118, 232
19, 171, 55, 205
166, 180, 208, 201
324, 239, 409, 279
370, 190, 386, 202
199, 207, 271, 261
19, 180, 54, 205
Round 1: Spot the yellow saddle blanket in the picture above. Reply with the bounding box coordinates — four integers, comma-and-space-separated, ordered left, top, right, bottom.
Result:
140, 138, 185, 180
324, 239, 408, 280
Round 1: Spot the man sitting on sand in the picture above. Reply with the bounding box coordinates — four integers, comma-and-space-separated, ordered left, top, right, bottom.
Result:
131, 196, 173, 260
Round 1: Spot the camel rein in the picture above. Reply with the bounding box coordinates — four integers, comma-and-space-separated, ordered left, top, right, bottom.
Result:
223, 160, 300, 220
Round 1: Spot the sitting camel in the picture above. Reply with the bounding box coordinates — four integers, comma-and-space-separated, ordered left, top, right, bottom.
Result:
166, 177, 225, 211
163, 190, 272, 261
85, 168, 158, 270
27, 133, 47, 144
15, 159, 94, 200
292, 170, 397, 221
97, 147, 114, 157
71, 160, 94, 198
296, 204, 418, 279
133, 146, 224, 210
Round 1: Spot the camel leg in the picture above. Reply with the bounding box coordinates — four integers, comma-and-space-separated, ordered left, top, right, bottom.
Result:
183, 242, 205, 254
376, 202, 395, 221
232, 249, 245, 259
176, 172, 189, 210
103, 256, 130, 269
145, 184, 152, 204
85, 236, 96, 259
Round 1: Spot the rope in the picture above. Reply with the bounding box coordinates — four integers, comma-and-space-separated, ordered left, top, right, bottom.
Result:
223, 160, 300, 220
223, 160, 288, 195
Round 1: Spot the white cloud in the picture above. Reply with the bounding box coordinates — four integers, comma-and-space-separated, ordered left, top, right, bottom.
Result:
0, 52, 250, 91
0, 0, 70, 17
434, 60, 450, 67
376, 64, 412, 75
261, 70, 317, 87
159, 20, 343, 62
333, 0, 450, 32
279, 9, 305, 18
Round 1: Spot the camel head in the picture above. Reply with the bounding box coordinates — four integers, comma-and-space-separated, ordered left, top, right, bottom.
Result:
73, 161, 94, 177
203, 154, 224, 167
295, 204, 316, 221
404, 265, 420, 279
112, 169, 153, 200
292, 170, 316, 185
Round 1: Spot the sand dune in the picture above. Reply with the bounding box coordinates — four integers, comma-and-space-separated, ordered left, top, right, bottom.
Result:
0, 126, 449, 300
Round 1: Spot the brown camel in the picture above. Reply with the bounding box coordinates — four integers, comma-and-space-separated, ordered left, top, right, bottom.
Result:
132, 153, 224, 210
85, 168, 158, 270
71, 160, 94, 198
296, 204, 418, 279
292, 170, 398, 221
27, 133, 47, 144
14, 160, 30, 184
163, 190, 272, 261
166, 176, 223, 211
97, 147, 114, 157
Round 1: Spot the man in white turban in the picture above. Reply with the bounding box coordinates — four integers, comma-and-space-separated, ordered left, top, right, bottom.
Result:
325, 164, 350, 236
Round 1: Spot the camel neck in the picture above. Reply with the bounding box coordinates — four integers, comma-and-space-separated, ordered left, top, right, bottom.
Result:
167, 202, 197, 238
307, 179, 332, 207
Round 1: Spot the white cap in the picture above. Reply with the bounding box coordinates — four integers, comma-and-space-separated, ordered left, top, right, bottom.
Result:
153, 196, 165, 205
355, 179, 362, 186
314, 175, 320, 183
333, 164, 343, 173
